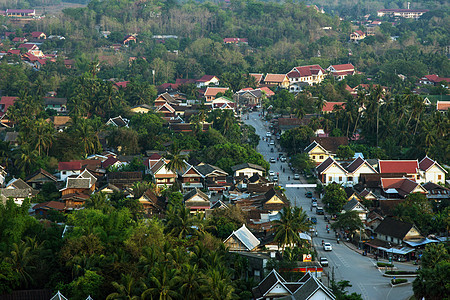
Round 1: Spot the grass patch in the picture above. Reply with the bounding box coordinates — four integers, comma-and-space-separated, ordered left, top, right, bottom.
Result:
377, 262, 394, 268
391, 278, 408, 285
385, 270, 417, 275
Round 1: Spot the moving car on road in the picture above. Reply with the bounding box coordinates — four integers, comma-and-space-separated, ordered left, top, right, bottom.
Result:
270, 158, 276, 163
280, 156, 286, 162
266, 131, 271, 137
320, 257, 329, 267
316, 207, 324, 215
269, 140, 275, 145
310, 217, 317, 224
323, 243, 332, 251
269, 170, 275, 176
305, 191, 313, 198
294, 174, 300, 180
312, 201, 318, 207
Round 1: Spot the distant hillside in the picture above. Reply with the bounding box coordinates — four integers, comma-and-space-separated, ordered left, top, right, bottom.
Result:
307, 0, 448, 18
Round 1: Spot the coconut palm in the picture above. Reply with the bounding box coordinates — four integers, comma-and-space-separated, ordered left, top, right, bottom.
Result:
142, 264, 180, 300
165, 205, 195, 238
32, 118, 55, 156
165, 146, 187, 174
106, 273, 141, 300
273, 206, 310, 251
179, 263, 206, 299
5, 240, 37, 288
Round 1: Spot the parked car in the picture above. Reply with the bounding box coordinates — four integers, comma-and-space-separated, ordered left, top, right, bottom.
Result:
270, 158, 276, 163
269, 170, 275, 176
294, 174, 300, 180
320, 257, 329, 267
305, 191, 313, 198
266, 131, 271, 137
323, 243, 332, 251
316, 207, 324, 215
272, 175, 278, 182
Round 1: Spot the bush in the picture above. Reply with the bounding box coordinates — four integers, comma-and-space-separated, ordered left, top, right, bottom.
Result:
391, 278, 407, 285
385, 270, 417, 275
377, 262, 394, 268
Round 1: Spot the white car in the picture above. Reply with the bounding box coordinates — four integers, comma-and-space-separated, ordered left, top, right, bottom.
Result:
272, 175, 278, 182
280, 156, 286, 162
312, 201, 318, 207
294, 174, 300, 180
266, 132, 271, 137
269, 170, 275, 176
269, 140, 275, 145
323, 243, 332, 251
270, 158, 276, 163
320, 257, 329, 267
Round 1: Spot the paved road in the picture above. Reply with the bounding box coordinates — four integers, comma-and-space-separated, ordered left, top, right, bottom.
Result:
244, 111, 415, 300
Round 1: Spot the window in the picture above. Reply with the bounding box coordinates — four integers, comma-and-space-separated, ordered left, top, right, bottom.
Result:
62, 171, 66, 175
338, 176, 342, 182
348, 176, 353, 182
391, 237, 394, 242
328, 177, 332, 182
312, 155, 316, 159
416, 175, 420, 180
320, 155, 324, 159
438, 175, 442, 180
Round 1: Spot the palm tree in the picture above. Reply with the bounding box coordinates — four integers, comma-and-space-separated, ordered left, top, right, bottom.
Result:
106, 273, 141, 300
165, 205, 195, 238
32, 118, 55, 156
142, 264, 180, 300
165, 146, 187, 174
100, 82, 119, 119
179, 264, 205, 299
5, 240, 37, 288
74, 119, 99, 156
14, 144, 38, 175
273, 206, 310, 251
220, 109, 235, 136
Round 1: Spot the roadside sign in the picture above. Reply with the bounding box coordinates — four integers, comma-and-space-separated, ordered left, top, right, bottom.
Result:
303, 254, 312, 262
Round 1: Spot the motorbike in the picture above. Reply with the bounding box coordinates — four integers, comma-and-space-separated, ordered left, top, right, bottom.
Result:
288, 176, 290, 180
337, 238, 340, 244
327, 228, 330, 234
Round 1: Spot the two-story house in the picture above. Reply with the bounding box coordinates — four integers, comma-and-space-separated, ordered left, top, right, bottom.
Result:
286, 65, 326, 87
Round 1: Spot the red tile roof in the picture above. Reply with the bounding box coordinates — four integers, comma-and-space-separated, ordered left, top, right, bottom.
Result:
423, 74, 450, 84
322, 101, 345, 112
18, 43, 37, 50
204, 87, 229, 97
290, 65, 326, 78
250, 73, 263, 83
114, 81, 129, 88
259, 87, 275, 96
330, 64, 354, 72
381, 177, 422, 197
58, 161, 82, 171
379, 160, 418, 174
0, 96, 17, 116
31, 32, 45, 38
102, 156, 119, 169
264, 74, 287, 83
7, 49, 21, 55
33, 201, 65, 211
437, 101, 450, 111
197, 75, 218, 82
